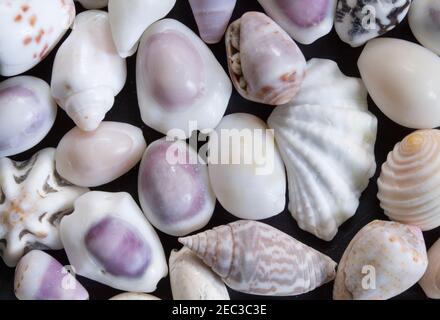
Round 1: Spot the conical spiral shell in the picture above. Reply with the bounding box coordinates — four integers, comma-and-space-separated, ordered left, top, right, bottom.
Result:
378, 130, 440, 231
419, 238, 440, 299
179, 220, 337, 296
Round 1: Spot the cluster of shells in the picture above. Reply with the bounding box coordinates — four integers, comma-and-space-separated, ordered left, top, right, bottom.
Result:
0, 0, 439, 301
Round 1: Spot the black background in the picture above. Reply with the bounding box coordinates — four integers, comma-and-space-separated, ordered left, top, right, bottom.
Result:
0, 1, 438, 300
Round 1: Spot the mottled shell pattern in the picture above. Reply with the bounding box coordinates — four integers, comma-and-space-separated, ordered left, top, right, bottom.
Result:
179, 220, 337, 296
419, 237, 440, 299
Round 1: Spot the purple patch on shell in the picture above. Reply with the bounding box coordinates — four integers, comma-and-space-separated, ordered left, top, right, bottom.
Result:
429, 7, 440, 30
276, 0, 329, 27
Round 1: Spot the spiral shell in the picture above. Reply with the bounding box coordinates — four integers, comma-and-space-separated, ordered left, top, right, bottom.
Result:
419, 238, 440, 299
179, 220, 337, 296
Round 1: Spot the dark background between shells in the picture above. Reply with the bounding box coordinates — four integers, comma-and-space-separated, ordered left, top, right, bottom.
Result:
0, 1, 438, 300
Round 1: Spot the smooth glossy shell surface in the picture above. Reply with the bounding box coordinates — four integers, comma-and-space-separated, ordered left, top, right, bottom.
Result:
409, 0, 440, 55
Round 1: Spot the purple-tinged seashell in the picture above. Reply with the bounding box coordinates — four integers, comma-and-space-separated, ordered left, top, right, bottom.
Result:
409, 0, 440, 55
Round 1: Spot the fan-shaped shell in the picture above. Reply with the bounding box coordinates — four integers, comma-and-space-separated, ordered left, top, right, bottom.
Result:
419, 238, 440, 299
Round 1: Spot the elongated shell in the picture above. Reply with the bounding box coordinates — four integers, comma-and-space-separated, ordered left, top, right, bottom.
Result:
409, 0, 440, 55
179, 220, 337, 296
226, 12, 306, 105
268, 59, 377, 241
0, 0, 75, 76
76, 0, 108, 9
170, 247, 230, 300
419, 238, 440, 299
51, 10, 127, 132
110, 293, 160, 300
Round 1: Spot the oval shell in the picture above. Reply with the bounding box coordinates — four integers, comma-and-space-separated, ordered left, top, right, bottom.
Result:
419, 238, 440, 299
409, 0, 440, 55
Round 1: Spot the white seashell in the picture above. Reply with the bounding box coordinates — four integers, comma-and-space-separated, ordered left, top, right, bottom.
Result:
226, 12, 306, 105
358, 38, 440, 129
409, 0, 440, 55
138, 138, 215, 236
136, 19, 232, 139
335, 0, 411, 47
51, 10, 127, 132
108, 0, 176, 58
170, 247, 230, 300
76, 0, 108, 9
268, 59, 377, 241
109, 293, 160, 300
0, 148, 88, 267
334, 220, 428, 300
378, 130, 440, 231
189, 0, 237, 44
0, 76, 57, 157
179, 220, 337, 296
56, 122, 146, 188
419, 238, 440, 299
258, 0, 337, 44
60, 191, 168, 292
14, 250, 89, 300
0, 0, 75, 76
208, 113, 286, 220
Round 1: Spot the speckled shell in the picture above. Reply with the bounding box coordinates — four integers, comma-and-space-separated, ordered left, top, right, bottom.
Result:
170, 247, 230, 300
335, 0, 412, 47
109, 293, 160, 300
51, 10, 127, 132
179, 220, 337, 296
0, 148, 88, 267
0, 76, 57, 157
409, 0, 440, 55
226, 12, 306, 105
0, 0, 75, 76
76, 0, 108, 9
268, 59, 377, 241
419, 238, 440, 299
60, 191, 168, 292
334, 220, 428, 300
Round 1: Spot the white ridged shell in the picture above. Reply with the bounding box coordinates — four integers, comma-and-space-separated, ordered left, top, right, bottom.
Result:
419, 238, 440, 299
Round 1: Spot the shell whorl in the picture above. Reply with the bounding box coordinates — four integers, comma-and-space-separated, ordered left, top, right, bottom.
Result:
378, 130, 440, 230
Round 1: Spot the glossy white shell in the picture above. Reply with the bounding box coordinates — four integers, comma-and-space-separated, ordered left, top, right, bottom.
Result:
419, 238, 440, 299
51, 10, 127, 132
76, 0, 108, 9
136, 19, 232, 139
0, 76, 57, 157
409, 0, 440, 55
0, 0, 75, 76
268, 59, 377, 241
208, 113, 286, 220
109, 293, 160, 300
60, 191, 168, 292
358, 38, 440, 129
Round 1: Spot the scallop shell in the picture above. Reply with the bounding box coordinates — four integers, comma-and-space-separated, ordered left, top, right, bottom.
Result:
14, 250, 89, 300
179, 220, 337, 296
0, 0, 75, 76
268, 59, 377, 241
333, 220, 428, 300
109, 293, 160, 300
0, 76, 57, 157
0, 148, 88, 267
76, 0, 108, 9
51, 10, 127, 132
170, 247, 230, 300
419, 238, 440, 299
409, 0, 440, 55
226, 12, 306, 105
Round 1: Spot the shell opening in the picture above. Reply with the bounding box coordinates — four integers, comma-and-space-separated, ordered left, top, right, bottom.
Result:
227, 20, 248, 93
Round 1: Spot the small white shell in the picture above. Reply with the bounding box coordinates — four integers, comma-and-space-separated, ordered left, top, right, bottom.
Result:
60, 191, 168, 292
169, 247, 230, 300
76, 0, 108, 9
0, 0, 75, 76
409, 0, 440, 55
56, 122, 146, 188
419, 238, 440, 299
0, 76, 57, 157
109, 293, 160, 300
51, 10, 127, 132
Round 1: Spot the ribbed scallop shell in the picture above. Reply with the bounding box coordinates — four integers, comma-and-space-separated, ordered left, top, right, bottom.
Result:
268, 59, 377, 241
419, 238, 440, 299
179, 220, 337, 296
378, 130, 440, 231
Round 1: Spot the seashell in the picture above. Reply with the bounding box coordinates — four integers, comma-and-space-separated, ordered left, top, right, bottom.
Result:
14, 250, 89, 300
419, 238, 440, 299
0, 148, 88, 267
109, 293, 160, 300
138, 138, 215, 236
409, 0, 440, 55
56, 122, 146, 188
225, 12, 306, 105
257, 0, 337, 44
179, 220, 337, 296
334, 220, 428, 300
60, 191, 168, 292
378, 130, 440, 231
208, 113, 286, 220
358, 38, 440, 129
51, 10, 127, 132
0, 0, 75, 76
0, 76, 57, 157
335, 0, 411, 47
170, 247, 230, 300
189, 0, 237, 44
268, 59, 377, 241
136, 19, 232, 139
108, 0, 176, 58
76, 0, 108, 9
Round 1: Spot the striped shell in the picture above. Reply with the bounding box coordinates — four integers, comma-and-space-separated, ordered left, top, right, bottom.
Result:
179, 220, 337, 296
419, 238, 440, 299
378, 130, 440, 231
